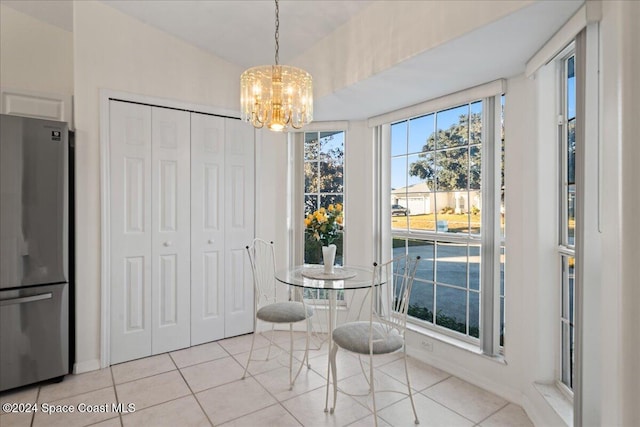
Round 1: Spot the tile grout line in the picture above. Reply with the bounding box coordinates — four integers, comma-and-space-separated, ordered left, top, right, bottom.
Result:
474, 400, 511, 425
169, 351, 215, 427
419, 390, 487, 425
109, 366, 124, 427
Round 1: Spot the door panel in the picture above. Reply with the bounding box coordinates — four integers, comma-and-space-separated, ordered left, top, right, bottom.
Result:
190, 114, 225, 344
110, 101, 152, 364
224, 120, 255, 337
151, 107, 190, 355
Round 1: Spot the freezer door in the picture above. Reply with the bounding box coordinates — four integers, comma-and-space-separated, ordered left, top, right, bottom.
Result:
0, 283, 69, 391
0, 115, 68, 289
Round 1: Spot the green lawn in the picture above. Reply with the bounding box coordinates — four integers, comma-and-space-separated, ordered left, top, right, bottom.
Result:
392, 213, 483, 234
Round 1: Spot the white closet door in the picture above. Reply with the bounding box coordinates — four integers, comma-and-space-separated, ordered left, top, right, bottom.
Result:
150, 107, 191, 355
109, 101, 152, 364
224, 119, 255, 337
190, 113, 226, 344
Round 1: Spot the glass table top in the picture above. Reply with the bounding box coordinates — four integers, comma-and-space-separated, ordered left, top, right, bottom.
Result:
275, 265, 380, 290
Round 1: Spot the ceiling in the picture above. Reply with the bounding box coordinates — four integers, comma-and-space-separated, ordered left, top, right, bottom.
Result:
2, 0, 584, 122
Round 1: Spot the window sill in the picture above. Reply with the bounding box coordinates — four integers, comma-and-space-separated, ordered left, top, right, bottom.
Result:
533, 382, 573, 427
406, 322, 507, 365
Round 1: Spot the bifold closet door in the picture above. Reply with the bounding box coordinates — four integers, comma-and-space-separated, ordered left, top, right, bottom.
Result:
191, 114, 255, 343
109, 101, 152, 364
190, 113, 226, 345
110, 101, 191, 363
223, 119, 255, 338
150, 107, 190, 355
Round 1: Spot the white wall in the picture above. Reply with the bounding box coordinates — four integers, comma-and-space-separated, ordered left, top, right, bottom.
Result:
0, 4, 73, 96
294, 0, 533, 98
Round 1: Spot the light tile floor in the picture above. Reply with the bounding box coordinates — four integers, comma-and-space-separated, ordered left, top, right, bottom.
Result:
0, 332, 533, 427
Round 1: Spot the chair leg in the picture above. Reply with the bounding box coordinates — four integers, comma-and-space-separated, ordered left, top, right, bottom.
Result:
241, 327, 258, 380
266, 324, 276, 360
305, 316, 311, 369
288, 323, 294, 390
329, 343, 339, 414
291, 318, 312, 386
403, 348, 420, 424
370, 352, 378, 427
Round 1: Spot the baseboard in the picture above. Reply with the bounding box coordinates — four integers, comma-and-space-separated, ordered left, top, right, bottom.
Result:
407, 344, 522, 405
73, 359, 101, 374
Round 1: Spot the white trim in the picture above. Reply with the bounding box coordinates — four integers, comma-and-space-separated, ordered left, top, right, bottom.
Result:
99, 89, 243, 368
525, 2, 602, 78
99, 91, 111, 368
367, 79, 505, 128
294, 120, 349, 133
532, 382, 573, 427
73, 358, 101, 374
0, 86, 73, 128
100, 89, 240, 118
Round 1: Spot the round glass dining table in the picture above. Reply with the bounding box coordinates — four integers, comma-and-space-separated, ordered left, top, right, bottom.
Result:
274, 265, 377, 291
275, 264, 382, 412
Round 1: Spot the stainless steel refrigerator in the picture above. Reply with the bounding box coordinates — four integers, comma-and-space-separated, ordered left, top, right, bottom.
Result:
0, 114, 69, 392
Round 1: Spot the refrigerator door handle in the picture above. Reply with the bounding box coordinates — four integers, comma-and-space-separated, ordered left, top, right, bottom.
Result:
0, 292, 53, 306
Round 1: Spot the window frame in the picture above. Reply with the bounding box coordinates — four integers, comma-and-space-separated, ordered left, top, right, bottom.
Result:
376, 83, 505, 357
288, 126, 348, 305
557, 46, 577, 397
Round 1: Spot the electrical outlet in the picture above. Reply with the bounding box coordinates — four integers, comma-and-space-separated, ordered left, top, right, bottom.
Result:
421, 340, 433, 352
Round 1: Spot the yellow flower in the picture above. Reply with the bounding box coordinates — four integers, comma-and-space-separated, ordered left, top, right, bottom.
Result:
304, 218, 311, 227
328, 204, 335, 212
336, 203, 342, 212
336, 216, 343, 225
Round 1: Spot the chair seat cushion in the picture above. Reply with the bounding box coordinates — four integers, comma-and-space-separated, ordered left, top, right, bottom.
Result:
332, 321, 404, 355
257, 302, 313, 323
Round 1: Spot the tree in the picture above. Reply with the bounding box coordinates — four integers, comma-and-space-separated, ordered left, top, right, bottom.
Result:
408, 112, 482, 191
304, 133, 344, 214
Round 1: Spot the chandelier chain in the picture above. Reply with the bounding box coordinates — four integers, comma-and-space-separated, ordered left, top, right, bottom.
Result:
274, 0, 280, 65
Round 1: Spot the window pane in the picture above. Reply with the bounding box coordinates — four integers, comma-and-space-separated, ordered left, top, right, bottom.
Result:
391, 121, 408, 157
436, 105, 469, 149
408, 279, 434, 323
320, 194, 343, 209
304, 132, 318, 160
469, 291, 480, 338
469, 244, 480, 291
304, 161, 318, 193
436, 242, 467, 288
470, 101, 482, 145
304, 195, 317, 216
319, 161, 343, 193
391, 156, 408, 193
500, 95, 506, 239
408, 114, 433, 154
435, 285, 467, 334
410, 239, 434, 283
436, 147, 468, 192
561, 255, 575, 388
469, 144, 481, 191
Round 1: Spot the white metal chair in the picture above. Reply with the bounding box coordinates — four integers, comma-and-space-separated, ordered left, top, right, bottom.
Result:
241, 239, 313, 389
328, 255, 421, 425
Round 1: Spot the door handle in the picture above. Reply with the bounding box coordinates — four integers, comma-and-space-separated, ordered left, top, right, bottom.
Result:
208, 239, 214, 244
0, 292, 53, 306
163, 241, 172, 247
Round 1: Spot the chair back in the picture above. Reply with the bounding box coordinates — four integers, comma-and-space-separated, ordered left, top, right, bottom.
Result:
371, 254, 420, 337
246, 239, 278, 308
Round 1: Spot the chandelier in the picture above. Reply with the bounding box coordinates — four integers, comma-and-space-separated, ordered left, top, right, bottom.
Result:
240, 0, 313, 132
